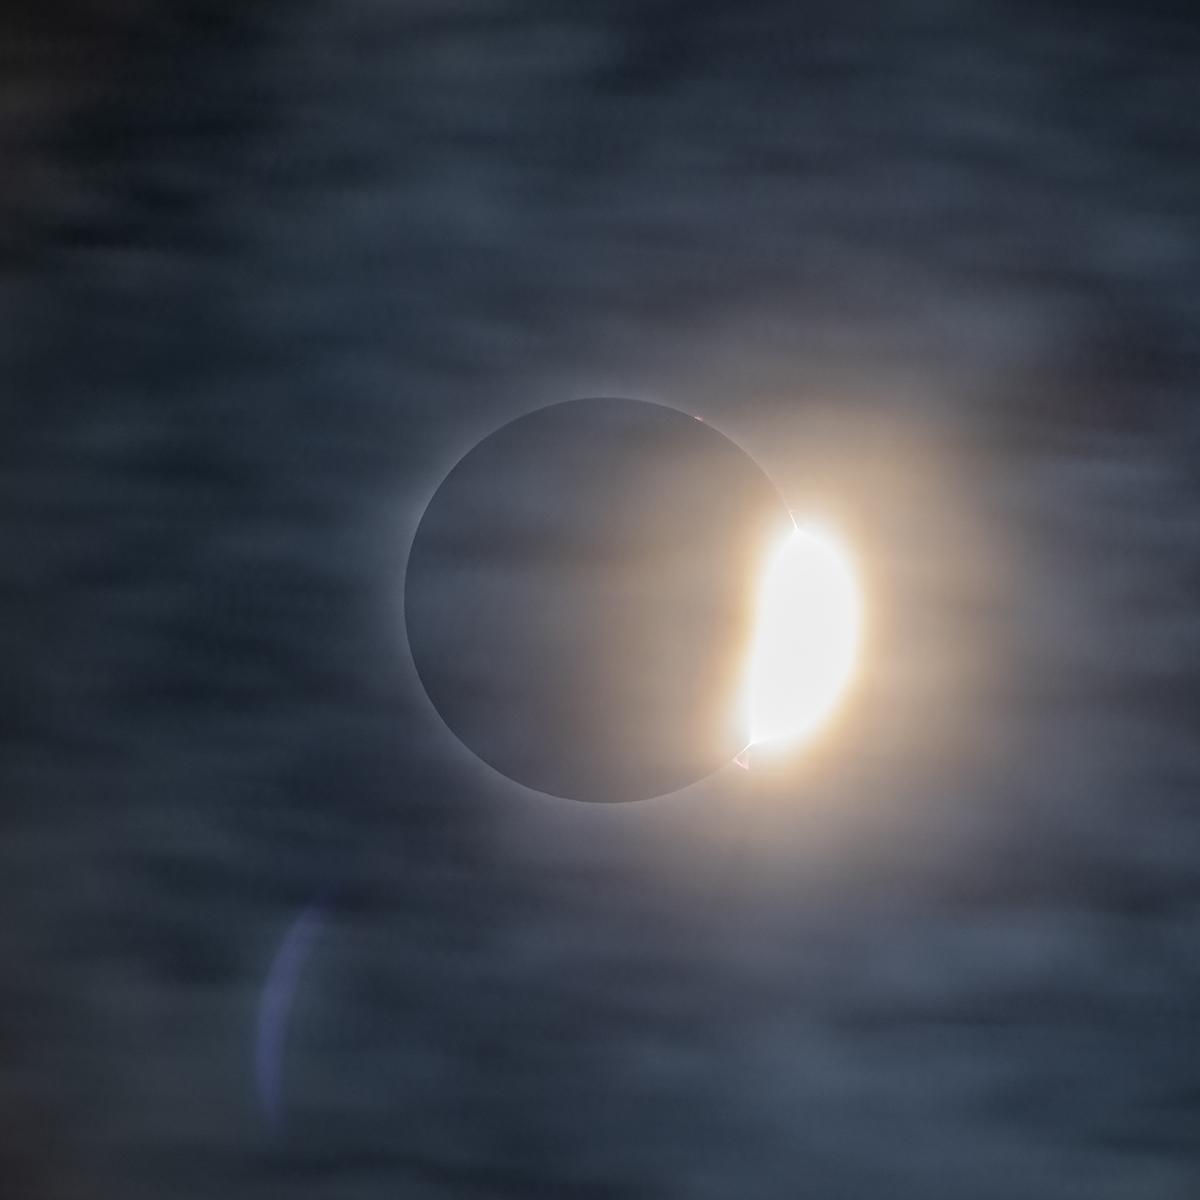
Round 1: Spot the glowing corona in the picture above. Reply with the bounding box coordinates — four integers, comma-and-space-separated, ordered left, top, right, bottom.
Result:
741, 522, 862, 752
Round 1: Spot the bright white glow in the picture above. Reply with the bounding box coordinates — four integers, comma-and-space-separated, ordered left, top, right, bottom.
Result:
742, 523, 862, 749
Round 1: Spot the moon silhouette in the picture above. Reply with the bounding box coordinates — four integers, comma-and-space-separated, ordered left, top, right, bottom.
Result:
404, 397, 791, 802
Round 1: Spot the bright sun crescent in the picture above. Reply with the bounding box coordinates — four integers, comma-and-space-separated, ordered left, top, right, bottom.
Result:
741, 522, 862, 751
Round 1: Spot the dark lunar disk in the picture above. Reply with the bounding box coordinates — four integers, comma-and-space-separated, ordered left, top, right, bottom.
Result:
404, 397, 789, 802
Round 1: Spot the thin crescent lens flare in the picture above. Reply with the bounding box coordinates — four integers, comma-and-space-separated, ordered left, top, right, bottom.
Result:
255, 901, 327, 1128
741, 522, 862, 751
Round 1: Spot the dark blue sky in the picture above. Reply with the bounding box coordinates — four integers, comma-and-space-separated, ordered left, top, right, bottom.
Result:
1, 2, 1198, 1196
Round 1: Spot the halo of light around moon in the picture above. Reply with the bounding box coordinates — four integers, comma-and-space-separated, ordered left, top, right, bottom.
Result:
404, 397, 791, 802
